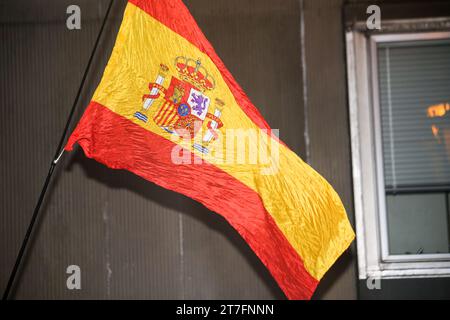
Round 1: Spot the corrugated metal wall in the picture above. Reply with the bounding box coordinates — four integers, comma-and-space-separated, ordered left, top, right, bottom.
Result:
0, 0, 356, 299
302, 0, 357, 299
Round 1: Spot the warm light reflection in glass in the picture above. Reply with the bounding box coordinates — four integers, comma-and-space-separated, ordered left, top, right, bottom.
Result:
431, 124, 440, 140
427, 103, 450, 160
427, 103, 450, 118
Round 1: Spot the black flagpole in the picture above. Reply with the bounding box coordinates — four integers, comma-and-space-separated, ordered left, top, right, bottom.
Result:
2, 0, 115, 300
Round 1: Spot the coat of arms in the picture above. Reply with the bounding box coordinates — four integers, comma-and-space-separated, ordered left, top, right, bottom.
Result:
134, 57, 225, 154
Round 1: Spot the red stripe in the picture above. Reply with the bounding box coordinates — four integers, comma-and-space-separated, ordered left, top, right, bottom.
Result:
66, 101, 318, 299
128, 0, 284, 146
154, 101, 168, 122
159, 103, 172, 123
160, 106, 177, 126
166, 112, 178, 126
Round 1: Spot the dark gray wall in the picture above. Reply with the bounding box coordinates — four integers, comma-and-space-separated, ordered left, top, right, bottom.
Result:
0, 0, 357, 299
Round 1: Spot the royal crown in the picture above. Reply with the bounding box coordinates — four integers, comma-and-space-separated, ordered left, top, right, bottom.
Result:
175, 56, 215, 91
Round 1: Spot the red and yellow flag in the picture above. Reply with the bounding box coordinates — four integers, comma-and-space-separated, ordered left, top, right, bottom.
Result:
66, 0, 354, 299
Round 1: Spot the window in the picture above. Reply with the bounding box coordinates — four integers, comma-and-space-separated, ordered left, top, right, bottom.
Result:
346, 21, 450, 279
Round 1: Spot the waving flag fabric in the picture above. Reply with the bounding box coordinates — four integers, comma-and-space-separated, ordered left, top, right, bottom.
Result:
66, 0, 354, 299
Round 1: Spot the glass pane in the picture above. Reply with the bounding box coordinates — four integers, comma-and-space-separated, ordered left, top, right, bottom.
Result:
377, 38, 450, 255
386, 194, 449, 254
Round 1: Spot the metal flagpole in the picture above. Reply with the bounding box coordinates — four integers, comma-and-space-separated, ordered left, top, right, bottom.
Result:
2, 0, 115, 300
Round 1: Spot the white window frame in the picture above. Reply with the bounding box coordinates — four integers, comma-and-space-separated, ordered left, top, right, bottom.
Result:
346, 21, 450, 279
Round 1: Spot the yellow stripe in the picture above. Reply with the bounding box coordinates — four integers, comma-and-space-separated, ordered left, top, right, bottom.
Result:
91, 3, 354, 279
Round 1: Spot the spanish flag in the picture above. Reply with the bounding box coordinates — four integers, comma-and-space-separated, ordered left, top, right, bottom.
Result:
66, 0, 354, 299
